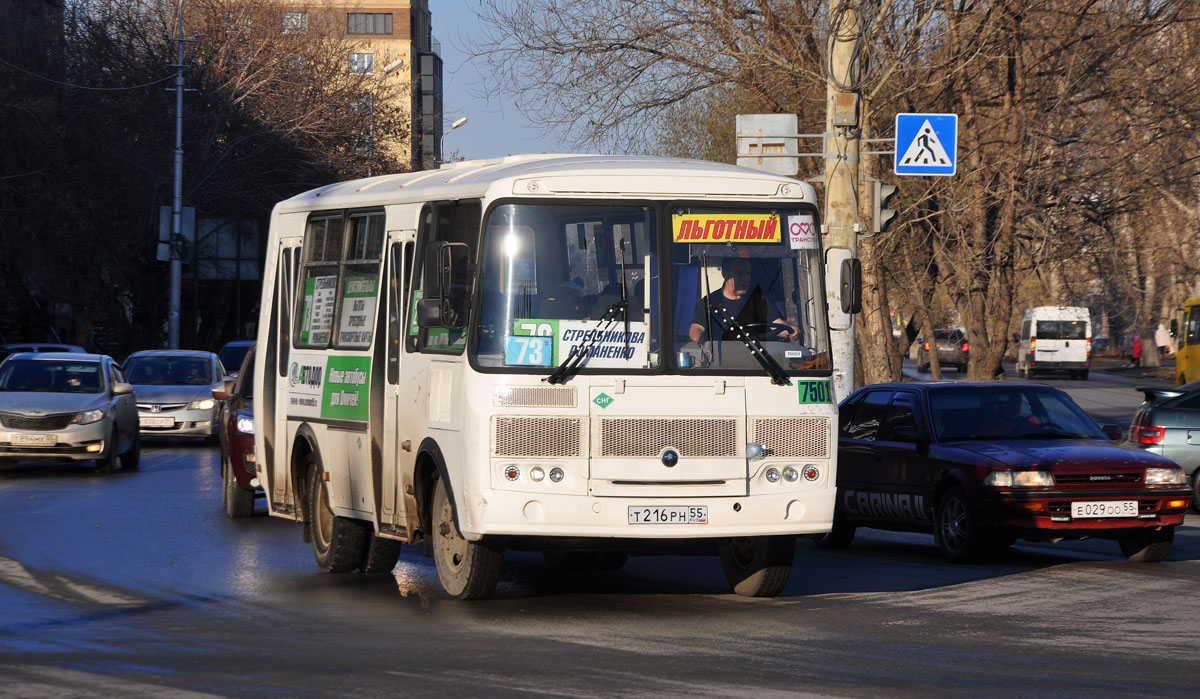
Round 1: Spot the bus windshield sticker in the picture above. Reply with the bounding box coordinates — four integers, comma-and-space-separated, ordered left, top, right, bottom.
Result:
505, 336, 553, 366
300, 275, 337, 345
408, 289, 422, 337
672, 214, 781, 243
797, 380, 833, 404
786, 214, 818, 250
514, 318, 649, 368
338, 275, 377, 346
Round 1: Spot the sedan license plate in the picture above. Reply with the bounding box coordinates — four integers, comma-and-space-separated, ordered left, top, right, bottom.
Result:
1072, 500, 1137, 518
628, 506, 708, 525
12, 433, 57, 446
140, 416, 175, 428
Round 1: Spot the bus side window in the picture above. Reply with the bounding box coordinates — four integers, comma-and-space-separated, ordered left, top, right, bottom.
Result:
386, 241, 409, 383
277, 247, 293, 377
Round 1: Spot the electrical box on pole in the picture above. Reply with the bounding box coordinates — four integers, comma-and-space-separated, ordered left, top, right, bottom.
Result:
872, 180, 898, 234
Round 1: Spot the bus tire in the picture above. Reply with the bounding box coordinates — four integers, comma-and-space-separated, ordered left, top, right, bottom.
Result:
718, 536, 794, 597
360, 536, 403, 573
307, 457, 369, 573
432, 476, 502, 599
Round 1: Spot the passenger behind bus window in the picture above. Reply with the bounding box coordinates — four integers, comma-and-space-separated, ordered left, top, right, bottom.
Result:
689, 257, 799, 344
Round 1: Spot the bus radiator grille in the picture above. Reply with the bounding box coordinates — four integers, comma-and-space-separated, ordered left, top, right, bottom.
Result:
598, 418, 740, 458
493, 385, 577, 408
750, 417, 830, 458
493, 416, 585, 457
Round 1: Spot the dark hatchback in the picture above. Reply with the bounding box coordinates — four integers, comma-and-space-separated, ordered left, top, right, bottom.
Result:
823, 382, 1191, 562
212, 343, 259, 518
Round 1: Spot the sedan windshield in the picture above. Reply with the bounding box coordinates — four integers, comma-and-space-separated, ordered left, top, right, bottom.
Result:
126, 357, 212, 385
0, 359, 103, 393
930, 386, 1106, 441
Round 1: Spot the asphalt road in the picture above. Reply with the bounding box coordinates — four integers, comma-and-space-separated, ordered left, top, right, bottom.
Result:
1, 369, 1197, 697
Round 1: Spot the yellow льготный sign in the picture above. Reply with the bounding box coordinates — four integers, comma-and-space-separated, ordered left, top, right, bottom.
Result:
672, 213, 781, 243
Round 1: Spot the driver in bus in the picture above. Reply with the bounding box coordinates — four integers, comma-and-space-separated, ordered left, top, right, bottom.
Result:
688, 257, 799, 344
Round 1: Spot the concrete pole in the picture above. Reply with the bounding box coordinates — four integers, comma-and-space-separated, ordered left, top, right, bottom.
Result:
167, 0, 186, 349
824, 0, 861, 401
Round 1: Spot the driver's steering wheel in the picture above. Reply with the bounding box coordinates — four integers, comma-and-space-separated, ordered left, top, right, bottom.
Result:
740, 322, 795, 339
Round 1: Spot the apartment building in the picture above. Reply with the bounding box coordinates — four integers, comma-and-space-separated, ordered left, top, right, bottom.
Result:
280, 0, 443, 171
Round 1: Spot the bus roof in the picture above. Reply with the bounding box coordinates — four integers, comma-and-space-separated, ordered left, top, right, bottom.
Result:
273, 154, 817, 214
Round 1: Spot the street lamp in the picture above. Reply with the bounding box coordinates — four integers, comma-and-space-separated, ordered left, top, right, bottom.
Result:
368, 57, 406, 177
440, 116, 468, 164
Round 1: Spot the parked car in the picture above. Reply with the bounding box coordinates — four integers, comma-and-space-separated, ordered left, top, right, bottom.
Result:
1128, 380, 1200, 512
217, 340, 254, 379
0, 352, 140, 472
822, 382, 1191, 562
916, 328, 969, 373
213, 343, 259, 517
123, 350, 228, 442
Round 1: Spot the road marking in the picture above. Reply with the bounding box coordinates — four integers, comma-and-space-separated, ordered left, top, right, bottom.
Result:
0, 556, 149, 608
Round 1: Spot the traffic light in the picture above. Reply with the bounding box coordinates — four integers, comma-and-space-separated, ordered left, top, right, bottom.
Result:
872, 180, 898, 234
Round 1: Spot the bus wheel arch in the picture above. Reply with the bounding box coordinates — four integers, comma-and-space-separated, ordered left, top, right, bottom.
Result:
415, 438, 455, 550
290, 426, 320, 525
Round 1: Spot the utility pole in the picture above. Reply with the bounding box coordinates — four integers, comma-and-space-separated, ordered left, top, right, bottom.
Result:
824, 0, 863, 401
166, 1, 197, 349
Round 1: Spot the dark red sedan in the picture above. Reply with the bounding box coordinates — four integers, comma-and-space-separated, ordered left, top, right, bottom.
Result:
212, 343, 259, 518
822, 382, 1191, 562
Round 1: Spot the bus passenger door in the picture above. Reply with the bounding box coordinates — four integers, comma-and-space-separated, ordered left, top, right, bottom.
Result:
381, 235, 416, 534
267, 239, 303, 517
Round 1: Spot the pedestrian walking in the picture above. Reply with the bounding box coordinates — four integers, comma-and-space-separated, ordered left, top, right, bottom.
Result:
1131, 334, 1143, 368
1155, 323, 1171, 356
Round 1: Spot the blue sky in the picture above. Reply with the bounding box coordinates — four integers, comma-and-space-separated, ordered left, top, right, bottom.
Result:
432, 2, 571, 160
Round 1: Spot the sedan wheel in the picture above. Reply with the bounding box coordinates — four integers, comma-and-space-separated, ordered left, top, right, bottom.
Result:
1119, 527, 1174, 562
223, 458, 254, 519
95, 428, 119, 474
1191, 471, 1200, 514
119, 431, 140, 469
936, 487, 985, 563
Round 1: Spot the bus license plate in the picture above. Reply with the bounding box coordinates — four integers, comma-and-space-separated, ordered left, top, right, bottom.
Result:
1072, 500, 1137, 518
12, 433, 56, 446
628, 506, 708, 525
140, 417, 175, 428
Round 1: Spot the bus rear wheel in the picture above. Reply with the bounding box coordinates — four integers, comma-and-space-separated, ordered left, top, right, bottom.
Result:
431, 477, 502, 599
718, 536, 794, 597
307, 456, 368, 573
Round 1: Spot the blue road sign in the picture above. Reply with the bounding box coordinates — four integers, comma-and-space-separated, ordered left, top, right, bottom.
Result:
894, 113, 957, 176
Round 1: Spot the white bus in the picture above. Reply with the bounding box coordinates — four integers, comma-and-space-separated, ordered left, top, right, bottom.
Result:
253, 154, 847, 599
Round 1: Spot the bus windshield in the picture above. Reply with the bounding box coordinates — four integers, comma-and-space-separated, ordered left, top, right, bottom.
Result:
473, 202, 830, 376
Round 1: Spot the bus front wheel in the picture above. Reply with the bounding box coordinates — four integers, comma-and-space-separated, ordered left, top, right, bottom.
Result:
718, 536, 794, 597
431, 477, 502, 599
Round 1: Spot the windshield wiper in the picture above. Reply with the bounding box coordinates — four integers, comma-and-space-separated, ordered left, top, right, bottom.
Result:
544, 299, 627, 385
707, 304, 790, 386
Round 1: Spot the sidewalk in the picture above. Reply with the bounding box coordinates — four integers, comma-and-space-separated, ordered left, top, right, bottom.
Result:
1089, 355, 1176, 382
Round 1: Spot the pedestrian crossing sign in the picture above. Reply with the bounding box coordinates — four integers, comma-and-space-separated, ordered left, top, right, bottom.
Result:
894, 113, 957, 176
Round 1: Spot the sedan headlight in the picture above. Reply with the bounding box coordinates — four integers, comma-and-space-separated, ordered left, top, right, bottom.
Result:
1145, 467, 1186, 485
71, 408, 106, 425
236, 417, 254, 435
187, 398, 216, 411
984, 470, 1054, 487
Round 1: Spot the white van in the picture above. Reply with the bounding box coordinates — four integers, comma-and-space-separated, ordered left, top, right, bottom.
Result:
1016, 306, 1092, 380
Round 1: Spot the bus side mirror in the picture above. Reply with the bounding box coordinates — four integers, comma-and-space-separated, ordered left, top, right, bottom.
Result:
1170, 318, 1178, 338
840, 258, 862, 315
